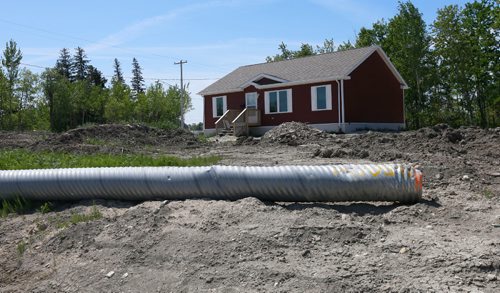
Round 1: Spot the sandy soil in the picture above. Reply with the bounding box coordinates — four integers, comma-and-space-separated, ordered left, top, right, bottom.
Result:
0, 123, 499, 292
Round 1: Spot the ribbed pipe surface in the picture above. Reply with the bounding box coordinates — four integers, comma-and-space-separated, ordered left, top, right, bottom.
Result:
0, 164, 423, 202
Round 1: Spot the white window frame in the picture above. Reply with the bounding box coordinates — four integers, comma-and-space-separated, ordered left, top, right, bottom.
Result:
311, 84, 332, 111
245, 92, 258, 109
212, 96, 227, 118
264, 89, 292, 114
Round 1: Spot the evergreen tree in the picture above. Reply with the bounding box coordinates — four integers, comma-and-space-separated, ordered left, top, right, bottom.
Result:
131, 57, 145, 98
72, 47, 89, 81
112, 58, 125, 85
55, 48, 72, 80
87, 65, 107, 88
2, 39, 22, 89
1, 39, 22, 129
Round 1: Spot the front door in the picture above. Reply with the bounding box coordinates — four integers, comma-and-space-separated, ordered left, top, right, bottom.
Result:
245, 92, 259, 125
245, 92, 257, 109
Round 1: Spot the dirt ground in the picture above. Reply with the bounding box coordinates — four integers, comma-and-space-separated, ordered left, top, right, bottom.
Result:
0, 123, 499, 292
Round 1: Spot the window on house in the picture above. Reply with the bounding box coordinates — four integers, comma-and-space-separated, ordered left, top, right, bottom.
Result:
245, 92, 257, 109
265, 89, 292, 114
212, 96, 227, 118
311, 85, 332, 111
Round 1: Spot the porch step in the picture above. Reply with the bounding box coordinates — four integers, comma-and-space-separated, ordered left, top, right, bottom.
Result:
219, 127, 234, 136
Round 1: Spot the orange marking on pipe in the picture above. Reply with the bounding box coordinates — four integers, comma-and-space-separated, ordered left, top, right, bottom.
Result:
415, 170, 423, 191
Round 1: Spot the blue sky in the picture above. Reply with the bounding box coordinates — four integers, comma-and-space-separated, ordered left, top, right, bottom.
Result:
0, 0, 469, 124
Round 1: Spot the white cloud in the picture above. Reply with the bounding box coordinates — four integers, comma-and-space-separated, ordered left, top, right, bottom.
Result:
84, 0, 254, 55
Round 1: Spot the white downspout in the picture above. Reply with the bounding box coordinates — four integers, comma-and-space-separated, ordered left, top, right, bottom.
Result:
341, 79, 345, 132
335, 80, 341, 132
402, 87, 406, 129
202, 95, 206, 134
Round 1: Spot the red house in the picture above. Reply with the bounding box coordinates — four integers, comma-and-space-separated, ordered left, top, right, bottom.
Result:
199, 46, 408, 136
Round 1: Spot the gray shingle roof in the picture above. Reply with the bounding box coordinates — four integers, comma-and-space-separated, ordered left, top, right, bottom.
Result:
199, 46, 405, 96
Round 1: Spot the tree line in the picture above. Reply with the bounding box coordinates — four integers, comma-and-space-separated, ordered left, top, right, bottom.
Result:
267, 0, 499, 129
0, 44, 192, 132
0, 0, 497, 132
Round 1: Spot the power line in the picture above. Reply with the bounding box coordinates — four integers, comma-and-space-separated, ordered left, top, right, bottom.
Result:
0, 18, 179, 62
0, 17, 236, 71
20, 62, 48, 69
19, 62, 219, 81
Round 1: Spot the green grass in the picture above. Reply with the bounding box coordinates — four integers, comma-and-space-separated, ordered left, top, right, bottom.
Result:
0, 197, 56, 218
197, 134, 209, 143
483, 189, 495, 199
38, 202, 53, 214
0, 151, 220, 217
17, 240, 27, 256
56, 205, 103, 228
0, 149, 221, 170
1, 197, 33, 218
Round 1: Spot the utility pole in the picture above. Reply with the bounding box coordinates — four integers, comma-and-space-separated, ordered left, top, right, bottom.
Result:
174, 60, 187, 129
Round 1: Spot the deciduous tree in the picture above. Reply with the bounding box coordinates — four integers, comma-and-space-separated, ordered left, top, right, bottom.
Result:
385, 1, 433, 129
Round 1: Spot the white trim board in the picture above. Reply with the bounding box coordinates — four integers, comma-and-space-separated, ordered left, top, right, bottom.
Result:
212, 96, 227, 118
311, 84, 332, 111
264, 89, 293, 114
239, 73, 289, 88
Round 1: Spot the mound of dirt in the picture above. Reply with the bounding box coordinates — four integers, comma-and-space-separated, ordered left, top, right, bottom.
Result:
312, 124, 500, 192
0, 131, 51, 149
261, 122, 330, 146
30, 124, 202, 153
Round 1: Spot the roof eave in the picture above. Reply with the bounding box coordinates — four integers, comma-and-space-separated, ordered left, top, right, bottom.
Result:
198, 76, 351, 96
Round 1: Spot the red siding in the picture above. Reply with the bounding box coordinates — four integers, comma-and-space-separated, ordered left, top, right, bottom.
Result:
204, 82, 339, 129
343, 52, 404, 123
204, 91, 246, 129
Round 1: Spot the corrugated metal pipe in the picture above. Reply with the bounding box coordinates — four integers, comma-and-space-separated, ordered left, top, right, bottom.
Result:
0, 164, 422, 202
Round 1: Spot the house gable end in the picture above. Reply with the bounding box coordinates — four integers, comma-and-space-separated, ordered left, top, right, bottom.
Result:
344, 46, 408, 89
239, 73, 289, 89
